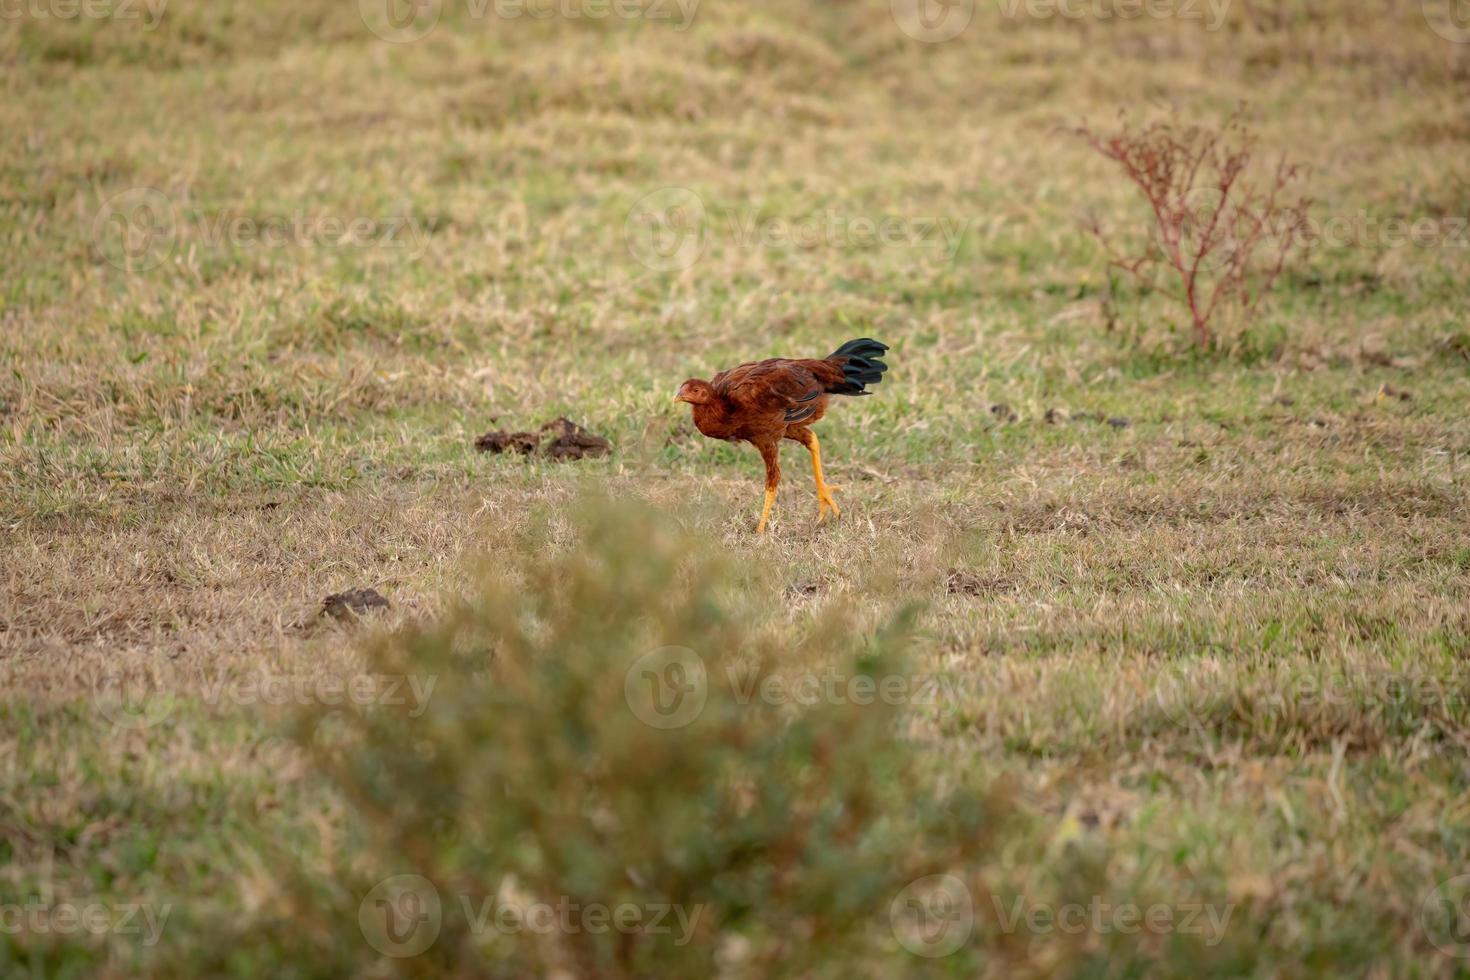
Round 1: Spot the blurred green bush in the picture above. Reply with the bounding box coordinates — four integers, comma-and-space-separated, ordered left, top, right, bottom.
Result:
277, 499, 998, 977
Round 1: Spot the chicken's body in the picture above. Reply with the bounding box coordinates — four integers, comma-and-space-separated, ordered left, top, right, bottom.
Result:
675, 339, 889, 533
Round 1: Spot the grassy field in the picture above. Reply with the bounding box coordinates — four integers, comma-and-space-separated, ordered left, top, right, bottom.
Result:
3, 0, 1469, 975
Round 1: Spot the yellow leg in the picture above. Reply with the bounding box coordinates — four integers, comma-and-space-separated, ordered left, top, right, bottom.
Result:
805, 433, 842, 522
756, 485, 777, 535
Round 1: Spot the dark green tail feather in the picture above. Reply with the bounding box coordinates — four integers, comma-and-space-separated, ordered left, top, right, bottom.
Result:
826, 338, 889, 395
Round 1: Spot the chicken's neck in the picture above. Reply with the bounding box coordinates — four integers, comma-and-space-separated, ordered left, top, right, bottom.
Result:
690, 401, 737, 441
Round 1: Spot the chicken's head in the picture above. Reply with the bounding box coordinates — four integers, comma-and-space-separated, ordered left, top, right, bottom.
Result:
673, 379, 714, 405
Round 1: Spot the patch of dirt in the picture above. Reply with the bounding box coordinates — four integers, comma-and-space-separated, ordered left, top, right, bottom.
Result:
322, 588, 390, 621
474, 417, 611, 461
1437, 332, 1470, 362
945, 569, 1011, 596
540, 417, 612, 461
785, 579, 824, 598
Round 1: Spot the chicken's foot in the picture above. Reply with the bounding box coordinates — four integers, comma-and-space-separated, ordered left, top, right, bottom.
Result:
756, 485, 778, 535
804, 433, 841, 523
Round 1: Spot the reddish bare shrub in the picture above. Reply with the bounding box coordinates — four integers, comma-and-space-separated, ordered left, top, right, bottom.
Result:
1078, 111, 1313, 350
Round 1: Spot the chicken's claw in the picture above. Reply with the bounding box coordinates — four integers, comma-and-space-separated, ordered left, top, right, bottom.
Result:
756, 485, 778, 535
816, 484, 842, 523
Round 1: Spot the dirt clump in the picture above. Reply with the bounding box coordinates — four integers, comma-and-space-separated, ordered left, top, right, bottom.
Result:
474, 417, 611, 461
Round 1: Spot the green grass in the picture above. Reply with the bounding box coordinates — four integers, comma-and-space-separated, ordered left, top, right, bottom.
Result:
2, 0, 1469, 976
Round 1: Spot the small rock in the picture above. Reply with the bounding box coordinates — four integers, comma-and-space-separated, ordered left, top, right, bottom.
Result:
474, 418, 611, 460
542, 419, 611, 461
539, 417, 586, 439
474, 430, 540, 455
785, 579, 823, 598
945, 569, 1005, 596
1438, 332, 1470, 361
544, 433, 611, 461
1359, 343, 1393, 367
322, 589, 391, 621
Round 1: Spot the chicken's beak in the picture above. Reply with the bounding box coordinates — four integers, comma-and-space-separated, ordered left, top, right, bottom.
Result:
672, 394, 684, 404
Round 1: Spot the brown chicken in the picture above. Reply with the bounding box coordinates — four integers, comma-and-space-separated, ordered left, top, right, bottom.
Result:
674, 338, 890, 533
